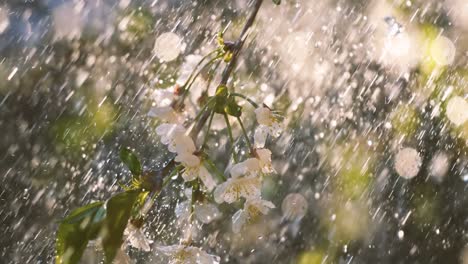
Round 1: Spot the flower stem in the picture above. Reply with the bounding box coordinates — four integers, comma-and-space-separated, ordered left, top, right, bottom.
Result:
181, 49, 219, 88
179, 54, 223, 105
237, 116, 253, 151
231, 92, 259, 108
223, 113, 238, 163
190, 0, 264, 139
204, 159, 227, 181
201, 110, 215, 150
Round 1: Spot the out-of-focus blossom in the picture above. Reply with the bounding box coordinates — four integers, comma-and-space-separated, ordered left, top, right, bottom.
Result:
429, 152, 450, 181
254, 107, 282, 148
214, 176, 261, 204
446, 96, 468, 126
124, 223, 152, 252
232, 198, 275, 233
154, 32, 183, 62
0, 6, 10, 34
156, 245, 220, 264
175, 152, 216, 191
394, 148, 422, 179
281, 193, 308, 221
430, 36, 456, 66
52, 3, 83, 40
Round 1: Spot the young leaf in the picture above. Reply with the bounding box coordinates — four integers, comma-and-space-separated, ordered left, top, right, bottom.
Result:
120, 147, 142, 177
56, 202, 105, 264
272, 0, 281, 4
102, 190, 141, 263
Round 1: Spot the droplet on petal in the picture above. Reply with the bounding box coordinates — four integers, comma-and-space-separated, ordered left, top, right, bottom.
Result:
154, 32, 183, 62
281, 193, 308, 221
394, 148, 422, 179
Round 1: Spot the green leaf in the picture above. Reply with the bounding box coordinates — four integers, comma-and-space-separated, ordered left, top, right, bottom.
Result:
120, 147, 142, 177
56, 202, 105, 264
272, 0, 281, 4
102, 190, 141, 263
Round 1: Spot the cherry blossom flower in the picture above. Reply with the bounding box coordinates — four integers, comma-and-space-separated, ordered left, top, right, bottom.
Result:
281, 193, 308, 221
124, 223, 153, 252
214, 176, 262, 204
156, 245, 220, 264
175, 152, 217, 191
149, 106, 183, 124
150, 87, 176, 107
229, 148, 275, 178
155, 124, 188, 153
229, 158, 261, 178
254, 106, 282, 148
175, 200, 221, 225
255, 148, 275, 174
232, 198, 275, 233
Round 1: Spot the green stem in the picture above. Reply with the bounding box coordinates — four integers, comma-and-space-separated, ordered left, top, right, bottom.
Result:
193, 97, 215, 123
204, 159, 227, 181
231, 92, 259, 108
223, 113, 238, 163
181, 49, 219, 88
237, 116, 253, 151
201, 110, 215, 150
180, 55, 223, 104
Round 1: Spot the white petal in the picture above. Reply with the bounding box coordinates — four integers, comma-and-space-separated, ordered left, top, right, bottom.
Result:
194, 202, 221, 224
245, 198, 275, 216
148, 106, 180, 123
230, 162, 247, 178
232, 209, 247, 234
198, 165, 217, 192
215, 177, 262, 204
181, 167, 198, 182
213, 182, 228, 204
255, 107, 273, 126
174, 134, 196, 154
254, 126, 268, 148
156, 245, 184, 256
175, 153, 200, 168
127, 229, 152, 251
175, 200, 191, 222
269, 121, 282, 138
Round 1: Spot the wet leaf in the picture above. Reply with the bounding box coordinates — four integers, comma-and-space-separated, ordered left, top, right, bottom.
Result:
56, 202, 105, 264
102, 190, 141, 263
120, 148, 142, 177
272, 0, 281, 5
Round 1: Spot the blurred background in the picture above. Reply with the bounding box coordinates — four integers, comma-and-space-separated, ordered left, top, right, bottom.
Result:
1, 0, 467, 263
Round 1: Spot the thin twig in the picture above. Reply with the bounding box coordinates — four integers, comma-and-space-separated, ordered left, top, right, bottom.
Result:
190, 0, 264, 139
